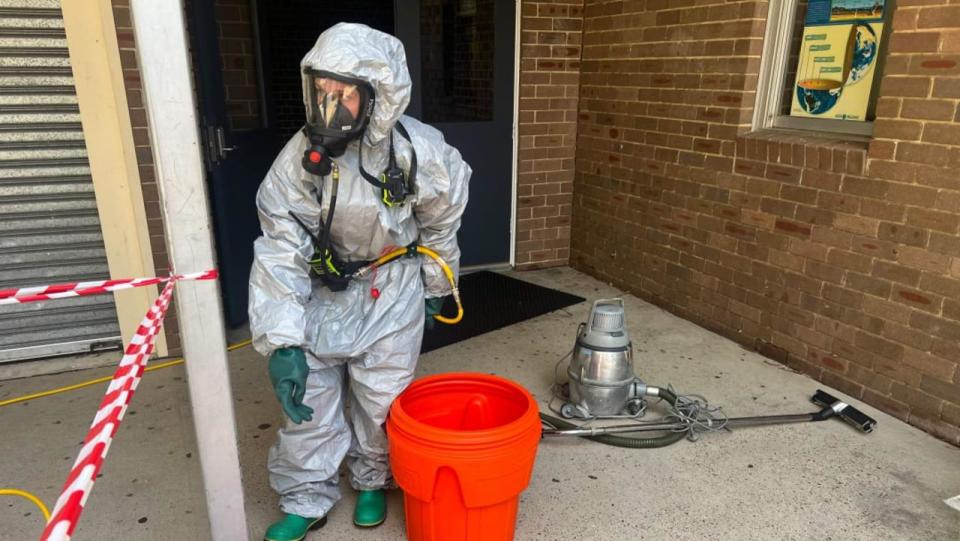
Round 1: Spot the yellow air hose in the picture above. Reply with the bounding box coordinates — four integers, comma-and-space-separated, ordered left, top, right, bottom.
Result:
0, 340, 254, 528
355, 245, 464, 324
0, 488, 50, 522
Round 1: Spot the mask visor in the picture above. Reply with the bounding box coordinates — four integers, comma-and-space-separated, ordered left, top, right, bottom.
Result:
305, 70, 373, 136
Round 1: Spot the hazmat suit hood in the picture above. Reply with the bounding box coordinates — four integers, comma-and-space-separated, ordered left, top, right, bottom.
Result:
300, 23, 411, 146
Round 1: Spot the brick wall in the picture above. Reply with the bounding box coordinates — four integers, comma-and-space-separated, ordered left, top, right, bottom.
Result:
215, 0, 261, 131
515, 0, 583, 269
570, 0, 960, 443
421, 0, 496, 122
112, 0, 180, 355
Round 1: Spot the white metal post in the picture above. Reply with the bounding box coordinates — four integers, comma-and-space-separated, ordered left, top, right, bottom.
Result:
128, 2, 249, 540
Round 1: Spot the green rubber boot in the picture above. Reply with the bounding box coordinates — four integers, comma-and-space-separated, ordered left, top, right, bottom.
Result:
263, 514, 326, 541
353, 489, 386, 527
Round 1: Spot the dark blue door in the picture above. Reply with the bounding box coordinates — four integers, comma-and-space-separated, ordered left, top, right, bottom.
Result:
188, 1, 280, 328
188, 0, 512, 327
396, 0, 516, 268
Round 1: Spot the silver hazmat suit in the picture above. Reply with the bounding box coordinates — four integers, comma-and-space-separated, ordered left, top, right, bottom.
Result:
247, 23, 471, 518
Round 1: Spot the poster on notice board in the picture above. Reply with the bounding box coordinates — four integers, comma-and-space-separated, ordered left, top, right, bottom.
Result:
790, 0, 885, 121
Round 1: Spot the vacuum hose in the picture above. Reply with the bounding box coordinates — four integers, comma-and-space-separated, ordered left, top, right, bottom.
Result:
355, 245, 464, 324
540, 387, 688, 448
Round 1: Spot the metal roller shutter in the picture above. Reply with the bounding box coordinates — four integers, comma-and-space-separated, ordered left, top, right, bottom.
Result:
0, 0, 121, 363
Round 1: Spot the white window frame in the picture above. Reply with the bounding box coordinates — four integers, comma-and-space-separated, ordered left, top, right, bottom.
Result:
753, 0, 877, 138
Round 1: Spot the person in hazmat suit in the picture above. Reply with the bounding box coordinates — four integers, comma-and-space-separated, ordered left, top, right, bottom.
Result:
248, 23, 470, 541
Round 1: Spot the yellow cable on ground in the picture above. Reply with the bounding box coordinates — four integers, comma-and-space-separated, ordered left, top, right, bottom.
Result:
0, 488, 51, 522
0, 340, 253, 409
0, 256, 453, 526
358, 245, 464, 324
0, 340, 254, 529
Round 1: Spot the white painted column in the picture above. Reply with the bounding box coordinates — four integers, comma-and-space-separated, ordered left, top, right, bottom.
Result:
128, 2, 249, 540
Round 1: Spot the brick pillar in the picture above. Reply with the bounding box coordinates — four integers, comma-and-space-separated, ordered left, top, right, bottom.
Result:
515, 0, 584, 270
112, 0, 180, 355
215, 0, 261, 130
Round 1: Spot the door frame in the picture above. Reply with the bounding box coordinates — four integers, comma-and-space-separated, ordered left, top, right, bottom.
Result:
509, 0, 519, 268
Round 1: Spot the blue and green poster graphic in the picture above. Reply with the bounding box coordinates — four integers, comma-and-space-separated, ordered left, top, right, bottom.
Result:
791, 0, 885, 121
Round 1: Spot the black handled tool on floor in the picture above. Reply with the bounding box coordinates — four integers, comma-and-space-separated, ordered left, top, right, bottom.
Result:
707, 389, 877, 433
541, 389, 877, 438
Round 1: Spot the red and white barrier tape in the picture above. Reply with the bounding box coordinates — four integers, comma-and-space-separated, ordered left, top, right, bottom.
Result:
37, 270, 216, 541
0, 270, 217, 305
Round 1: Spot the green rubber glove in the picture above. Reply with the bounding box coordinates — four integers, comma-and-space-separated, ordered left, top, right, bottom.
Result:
424, 297, 445, 331
268, 347, 314, 424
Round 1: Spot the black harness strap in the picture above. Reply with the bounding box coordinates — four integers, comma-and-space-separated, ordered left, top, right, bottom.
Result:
358, 121, 417, 197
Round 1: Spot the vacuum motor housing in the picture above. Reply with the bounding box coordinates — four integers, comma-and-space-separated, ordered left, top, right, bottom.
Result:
564, 298, 644, 418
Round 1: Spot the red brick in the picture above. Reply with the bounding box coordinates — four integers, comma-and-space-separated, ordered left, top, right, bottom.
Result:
805, 260, 844, 284
773, 219, 811, 238
860, 199, 906, 222
910, 312, 960, 342
892, 383, 943, 417
943, 403, 960, 426
841, 176, 888, 199
886, 182, 939, 207
873, 119, 923, 141
919, 274, 960, 299
897, 246, 951, 273
811, 226, 852, 249
853, 237, 898, 260
913, 57, 960, 76
833, 215, 879, 236
881, 76, 931, 98
903, 349, 957, 381
919, 374, 960, 404
877, 222, 928, 247
896, 142, 951, 167
917, 6, 960, 29
906, 207, 960, 234
846, 272, 891, 298
932, 77, 960, 98
862, 296, 913, 326
871, 262, 919, 289
888, 32, 941, 53
922, 123, 960, 145
894, 287, 940, 312
903, 98, 957, 121
892, 8, 917, 30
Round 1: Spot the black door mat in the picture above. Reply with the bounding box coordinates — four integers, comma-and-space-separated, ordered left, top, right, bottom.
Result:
421, 271, 586, 353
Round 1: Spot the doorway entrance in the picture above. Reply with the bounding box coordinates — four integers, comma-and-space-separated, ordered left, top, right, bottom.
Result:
188, 0, 515, 327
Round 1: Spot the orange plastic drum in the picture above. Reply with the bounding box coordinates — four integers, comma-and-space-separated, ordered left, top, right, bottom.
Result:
387, 373, 541, 541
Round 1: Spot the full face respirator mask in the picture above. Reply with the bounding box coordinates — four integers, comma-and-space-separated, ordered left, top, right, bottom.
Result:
299, 69, 417, 207
301, 69, 375, 177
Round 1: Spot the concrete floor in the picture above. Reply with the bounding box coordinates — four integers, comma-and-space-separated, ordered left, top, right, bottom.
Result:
2, 268, 958, 540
